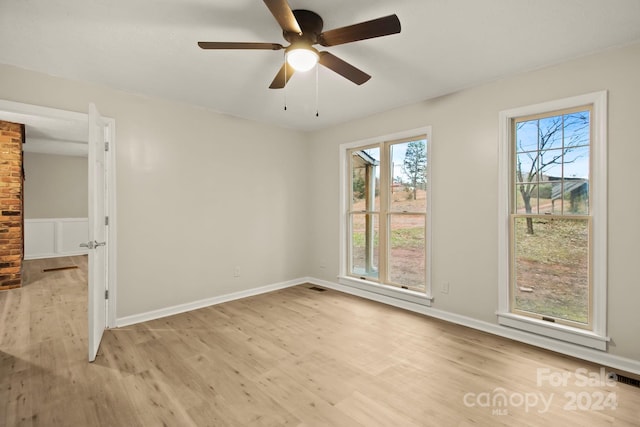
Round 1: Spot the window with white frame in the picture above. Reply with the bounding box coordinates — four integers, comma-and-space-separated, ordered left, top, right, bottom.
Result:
340, 129, 432, 301
498, 92, 607, 350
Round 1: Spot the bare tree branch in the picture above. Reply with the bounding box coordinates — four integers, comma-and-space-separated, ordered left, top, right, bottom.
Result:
514, 111, 589, 233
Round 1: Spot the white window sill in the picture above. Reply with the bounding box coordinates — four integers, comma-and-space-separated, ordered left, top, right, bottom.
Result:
497, 312, 609, 351
338, 275, 432, 307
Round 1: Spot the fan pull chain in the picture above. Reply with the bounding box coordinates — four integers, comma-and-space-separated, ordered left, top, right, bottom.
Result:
283, 51, 288, 111
315, 64, 319, 117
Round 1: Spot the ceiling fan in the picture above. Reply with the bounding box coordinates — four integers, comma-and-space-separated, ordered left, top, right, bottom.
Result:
198, 0, 401, 89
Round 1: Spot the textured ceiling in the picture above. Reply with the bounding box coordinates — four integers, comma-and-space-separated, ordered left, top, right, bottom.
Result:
1, 0, 640, 132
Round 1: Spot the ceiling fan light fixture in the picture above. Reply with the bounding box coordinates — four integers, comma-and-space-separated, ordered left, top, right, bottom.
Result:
286, 46, 318, 72
197, 2, 402, 89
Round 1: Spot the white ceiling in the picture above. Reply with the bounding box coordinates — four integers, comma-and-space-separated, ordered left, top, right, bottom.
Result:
0, 109, 88, 157
1, 0, 640, 133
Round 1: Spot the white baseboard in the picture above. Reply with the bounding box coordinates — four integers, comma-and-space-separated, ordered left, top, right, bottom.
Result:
115, 278, 304, 327
305, 277, 640, 376
25, 251, 88, 260
115, 275, 640, 376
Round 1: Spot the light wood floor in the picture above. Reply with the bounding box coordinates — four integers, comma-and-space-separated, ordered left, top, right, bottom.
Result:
1, 257, 639, 426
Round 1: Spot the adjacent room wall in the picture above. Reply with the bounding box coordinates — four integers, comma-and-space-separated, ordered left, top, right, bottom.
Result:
0, 63, 310, 318
307, 42, 640, 362
23, 152, 88, 219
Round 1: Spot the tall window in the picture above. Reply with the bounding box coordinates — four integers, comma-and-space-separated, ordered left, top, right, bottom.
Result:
346, 135, 428, 293
513, 108, 591, 327
498, 92, 607, 350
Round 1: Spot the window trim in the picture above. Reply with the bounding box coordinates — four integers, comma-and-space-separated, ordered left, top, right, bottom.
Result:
339, 126, 433, 305
497, 91, 608, 350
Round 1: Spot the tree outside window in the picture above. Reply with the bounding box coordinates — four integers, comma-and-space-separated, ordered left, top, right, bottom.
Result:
348, 136, 428, 292
512, 108, 591, 326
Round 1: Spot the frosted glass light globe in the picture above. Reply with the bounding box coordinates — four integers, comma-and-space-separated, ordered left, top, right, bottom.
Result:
286, 48, 318, 72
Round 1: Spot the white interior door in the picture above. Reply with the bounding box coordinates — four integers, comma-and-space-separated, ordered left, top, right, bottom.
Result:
87, 103, 109, 362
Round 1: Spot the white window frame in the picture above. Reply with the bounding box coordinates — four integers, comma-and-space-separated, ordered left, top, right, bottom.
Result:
339, 126, 433, 306
497, 91, 608, 350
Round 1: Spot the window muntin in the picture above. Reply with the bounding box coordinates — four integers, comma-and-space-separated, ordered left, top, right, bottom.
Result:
511, 107, 592, 328
347, 136, 427, 292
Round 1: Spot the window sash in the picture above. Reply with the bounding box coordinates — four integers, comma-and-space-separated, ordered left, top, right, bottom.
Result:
348, 212, 380, 280
346, 135, 428, 291
387, 212, 427, 291
512, 106, 592, 218
509, 106, 593, 327
509, 213, 592, 329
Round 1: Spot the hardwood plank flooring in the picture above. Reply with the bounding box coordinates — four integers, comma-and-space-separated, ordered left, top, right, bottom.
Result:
1, 256, 639, 426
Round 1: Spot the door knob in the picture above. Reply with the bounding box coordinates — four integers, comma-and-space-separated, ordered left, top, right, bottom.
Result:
80, 241, 95, 249
79, 241, 106, 249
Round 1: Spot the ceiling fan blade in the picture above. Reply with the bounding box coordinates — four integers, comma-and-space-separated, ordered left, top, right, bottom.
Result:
198, 42, 283, 50
269, 62, 296, 89
263, 0, 302, 34
318, 14, 401, 47
318, 52, 371, 85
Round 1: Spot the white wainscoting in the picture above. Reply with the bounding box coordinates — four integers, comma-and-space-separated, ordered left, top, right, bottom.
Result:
24, 218, 89, 260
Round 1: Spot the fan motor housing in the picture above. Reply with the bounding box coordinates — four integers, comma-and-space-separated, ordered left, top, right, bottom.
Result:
284, 10, 324, 44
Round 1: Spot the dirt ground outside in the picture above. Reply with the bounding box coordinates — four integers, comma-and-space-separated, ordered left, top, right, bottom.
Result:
350, 188, 426, 290
513, 217, 589, 324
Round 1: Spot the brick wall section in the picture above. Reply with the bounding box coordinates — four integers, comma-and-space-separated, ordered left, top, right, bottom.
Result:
0, 121, 24, 290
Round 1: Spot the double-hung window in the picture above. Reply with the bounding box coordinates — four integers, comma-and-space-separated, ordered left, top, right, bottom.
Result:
340, 128, 432, 302
498, 92, 607, 350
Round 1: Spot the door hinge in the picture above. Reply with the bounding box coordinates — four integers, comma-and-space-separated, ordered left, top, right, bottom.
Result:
105, 141, 110, 151
105, 216, 109, 226
105, 290, 109, 300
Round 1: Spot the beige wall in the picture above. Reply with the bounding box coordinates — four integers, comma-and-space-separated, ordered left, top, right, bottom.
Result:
1, 41, 639, 362
0, 64, 310, 318
23, 152, 88, 219
308, 43, 640, 361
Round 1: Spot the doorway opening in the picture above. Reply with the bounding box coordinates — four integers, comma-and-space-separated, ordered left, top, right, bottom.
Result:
0, 100, 117, 361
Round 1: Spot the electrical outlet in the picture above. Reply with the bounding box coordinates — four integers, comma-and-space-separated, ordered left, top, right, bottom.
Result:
233, 267, 240, 277
441, 282, 450, 294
